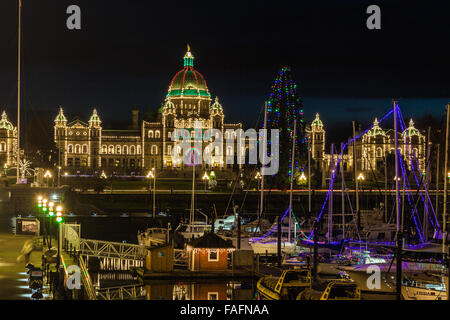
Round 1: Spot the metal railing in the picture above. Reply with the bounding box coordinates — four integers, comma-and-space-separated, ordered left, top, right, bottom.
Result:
96, 284, 146, 300
79, 239, 147, 261
78, 255, 97, 300
174, 249, 187, 267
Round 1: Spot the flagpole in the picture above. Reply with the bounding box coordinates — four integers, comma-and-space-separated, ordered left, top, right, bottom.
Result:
16, 0, 22, 184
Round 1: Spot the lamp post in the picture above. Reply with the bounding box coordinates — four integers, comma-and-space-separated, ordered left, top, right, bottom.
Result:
255, 171, 262, 192
57, 166, 61, 187
147, 169, 156, 218
55, 205, 63, 269
356, 173, 365, 231
202, 172, 209, 192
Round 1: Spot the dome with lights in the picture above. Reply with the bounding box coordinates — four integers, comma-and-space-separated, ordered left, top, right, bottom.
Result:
0, 111, 14, 130
166, 45, 211, 99
311, 113, 323, 128
402, 119, 421, 137
367, 118, 386, 136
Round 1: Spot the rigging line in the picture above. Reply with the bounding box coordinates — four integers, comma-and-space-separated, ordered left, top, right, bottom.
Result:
397, 108, 438, 228
397, 110, 438, 229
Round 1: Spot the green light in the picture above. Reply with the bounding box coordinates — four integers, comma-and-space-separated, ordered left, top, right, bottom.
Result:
56, 217, 62, 223
38, 204, 42, 208
49, 211, 54, 217
43, 207, 47, 212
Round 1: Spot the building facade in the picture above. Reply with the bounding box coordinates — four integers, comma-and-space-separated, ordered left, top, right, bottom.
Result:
0, 111, 18, 171
306, 113, 427, 175
54, 48, 242, 175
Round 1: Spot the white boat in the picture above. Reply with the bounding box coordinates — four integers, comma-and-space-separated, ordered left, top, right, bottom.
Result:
138, 227, 170, 247
402, 275, 448, 300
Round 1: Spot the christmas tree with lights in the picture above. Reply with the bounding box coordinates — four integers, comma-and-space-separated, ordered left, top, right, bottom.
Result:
266, 66, 307, 187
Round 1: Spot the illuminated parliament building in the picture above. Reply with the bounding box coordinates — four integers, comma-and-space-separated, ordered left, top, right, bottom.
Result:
306, 113, 427, 175
54, 48, 242, 175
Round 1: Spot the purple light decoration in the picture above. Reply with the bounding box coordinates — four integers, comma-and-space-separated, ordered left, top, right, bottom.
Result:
396, 107, 439, 230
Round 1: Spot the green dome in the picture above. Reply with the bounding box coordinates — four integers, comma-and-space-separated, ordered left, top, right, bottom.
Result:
367, 118, 386, 137
0, 111, 14, 130
403, 119, 421, 137
166, 48, 211, 98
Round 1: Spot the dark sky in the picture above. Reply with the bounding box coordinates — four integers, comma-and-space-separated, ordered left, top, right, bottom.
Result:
0, 0, 449, 143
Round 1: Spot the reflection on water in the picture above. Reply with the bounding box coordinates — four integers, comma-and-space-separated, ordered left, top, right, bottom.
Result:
145, 280, 256, 300
89, 271, 256, 300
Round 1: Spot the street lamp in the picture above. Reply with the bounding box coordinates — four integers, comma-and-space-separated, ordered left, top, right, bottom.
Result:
202, 172, 209, 191
298, 171, 307, 185
357, 173, 365, 181
255, 171, 262, 191
147, 168, 156, 218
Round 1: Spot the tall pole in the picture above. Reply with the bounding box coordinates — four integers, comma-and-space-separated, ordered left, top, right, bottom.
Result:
352, 121, 359, 227
340, 143, 345, 240
190, 158, 195, 226
328, 144, 334, 243
259, 102, 267, 222
394, 101, 402, 300
288, 119, 296, 243
384, 155, 388, 223
16, 0, 22, 184
308, 142, 312, 215
424, 127, 431, 241
435, 144, 440, 224
153, 168, 156, 218
442, 105, 449, 276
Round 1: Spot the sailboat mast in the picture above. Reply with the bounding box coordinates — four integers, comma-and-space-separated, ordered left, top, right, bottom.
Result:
190, 153, 195, 226
259, 102, 267, 221
341, 142, 345, 239
16, 0, 22, 184
443, 104, 449, 259
288, 119, 296, 243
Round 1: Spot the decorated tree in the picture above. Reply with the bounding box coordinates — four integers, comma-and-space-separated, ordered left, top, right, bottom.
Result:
266, 66, 307, 188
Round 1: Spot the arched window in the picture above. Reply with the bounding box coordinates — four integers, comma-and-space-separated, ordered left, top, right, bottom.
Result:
130, 145, 135, 155
155, 130, 160, 138
168, 131, 172, 139
101, 145, 107, 154
108, 145, 114, 154
167, 145, 172, 155
82, 144, 88, 154
227, 146, 233, 156
116, 145, 121, 154
68, 144, 73, 153
151, 145, 158, 155
75, 144, 81, 154
123, 145, 128, 154
0, 142, 5, 152
137, 145, 141, 154
148, 130, 154, 138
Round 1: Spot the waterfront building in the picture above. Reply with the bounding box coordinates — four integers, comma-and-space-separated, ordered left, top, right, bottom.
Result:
0, 111, 18, 170
186, 232, 234, 272
306, 113, 426, 174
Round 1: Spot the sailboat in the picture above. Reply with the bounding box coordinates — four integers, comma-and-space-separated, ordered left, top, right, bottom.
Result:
249, 118, 307, 255
174, 149, 211, 240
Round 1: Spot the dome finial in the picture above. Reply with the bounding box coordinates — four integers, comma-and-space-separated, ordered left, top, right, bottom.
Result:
184, 45, 194, 68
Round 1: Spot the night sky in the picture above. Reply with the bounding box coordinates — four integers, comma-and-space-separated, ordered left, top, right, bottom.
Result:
0, 0, 449, 145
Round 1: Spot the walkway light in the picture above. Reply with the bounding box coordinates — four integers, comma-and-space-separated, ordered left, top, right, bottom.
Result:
299, 172, 307, 181
202, 172, 209, 180
357, 173, 365, 181
56, 206, 63, 223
